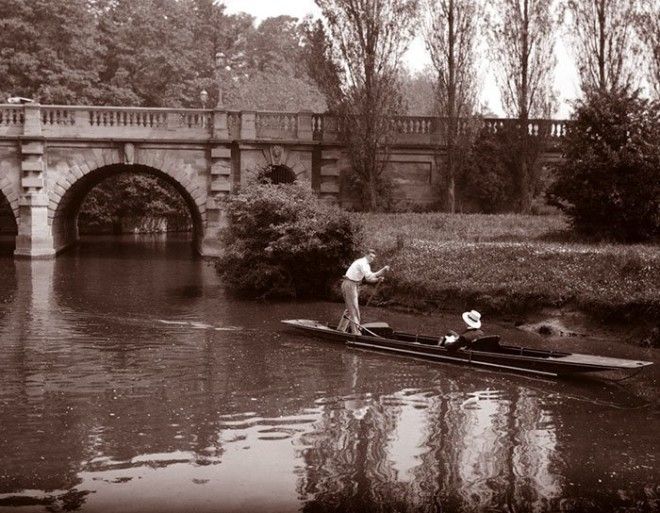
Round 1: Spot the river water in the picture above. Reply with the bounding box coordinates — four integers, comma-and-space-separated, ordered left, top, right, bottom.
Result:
0, 235, 657, 513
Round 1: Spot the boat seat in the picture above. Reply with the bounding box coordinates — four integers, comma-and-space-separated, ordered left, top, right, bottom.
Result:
469, 335, 501, 351
361, 322, 394, 337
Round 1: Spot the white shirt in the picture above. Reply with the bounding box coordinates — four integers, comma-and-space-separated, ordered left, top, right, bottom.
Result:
345, 257, 376, 282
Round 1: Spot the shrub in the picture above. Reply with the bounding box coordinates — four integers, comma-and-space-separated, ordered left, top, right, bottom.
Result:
459, 124, 545, 214
460, 128, 516, 212
216, 182, 362, 299
548, 91, 660, 242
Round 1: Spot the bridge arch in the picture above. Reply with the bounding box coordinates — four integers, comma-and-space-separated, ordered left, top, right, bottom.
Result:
0, 176, 19, 223
0, 187, 18, 252
50, 161, 206, 253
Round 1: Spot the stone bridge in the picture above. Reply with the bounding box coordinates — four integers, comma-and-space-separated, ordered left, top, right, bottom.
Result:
0, 104, 566, 258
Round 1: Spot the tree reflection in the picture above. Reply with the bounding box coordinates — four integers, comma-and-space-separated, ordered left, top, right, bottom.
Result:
298, 383, 564, 512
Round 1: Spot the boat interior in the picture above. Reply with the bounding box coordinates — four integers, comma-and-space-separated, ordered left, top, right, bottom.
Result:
358, 322, 572, 358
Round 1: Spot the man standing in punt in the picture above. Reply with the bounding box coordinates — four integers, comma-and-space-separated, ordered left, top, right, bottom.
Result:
339, 249, 390, 334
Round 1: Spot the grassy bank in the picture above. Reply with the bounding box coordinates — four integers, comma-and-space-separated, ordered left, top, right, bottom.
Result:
357, 213, 660, 323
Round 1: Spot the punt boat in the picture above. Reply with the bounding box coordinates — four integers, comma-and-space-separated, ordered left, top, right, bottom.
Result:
281, 319, 653, 378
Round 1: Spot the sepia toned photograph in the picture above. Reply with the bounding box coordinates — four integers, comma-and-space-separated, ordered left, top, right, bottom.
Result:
0, 0, 658, 511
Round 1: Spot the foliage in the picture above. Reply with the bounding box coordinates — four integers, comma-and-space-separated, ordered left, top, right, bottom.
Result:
450, 122, 546, 213
0, 193, 16, 234
300, 17, 344, 111
486, 0, 558, 119
400, 68, 436, 116
563, 0, 642, 95
78, 172, 190, 233
548, 90, 660, 242
228, 61, 327, 112
633, 0, 660, 99
422, 0, 482, 213
484, 0, 558, 213
95, 0, 201, 107
315, 0, 418, 211
0, 0, 336, 110
216, 182, 362, 299
0, 0, 103, 104
226, 16, 328, 111
460, 128, 516, 213
422, 0, 481, 120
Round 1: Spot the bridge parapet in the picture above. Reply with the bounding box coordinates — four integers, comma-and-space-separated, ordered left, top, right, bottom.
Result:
0, 105, 213, 141
310, 113, 567, 146
0, 106, 25, 136
0, 104, 568, 147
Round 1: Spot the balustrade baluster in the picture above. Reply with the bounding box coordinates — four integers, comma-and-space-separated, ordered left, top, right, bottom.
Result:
4, 105, 568, 142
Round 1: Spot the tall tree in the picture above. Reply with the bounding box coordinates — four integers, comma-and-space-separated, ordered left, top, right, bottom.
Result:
563, 0, 641, 95
315, 0, 419, 211
486, 0, 558, 212
300, 17, 344, 111
96, 0, 203, 107
0, 0, 103, 103
226, 16, 328, 111
634, 0, 660, 99
422, 0, 482, 212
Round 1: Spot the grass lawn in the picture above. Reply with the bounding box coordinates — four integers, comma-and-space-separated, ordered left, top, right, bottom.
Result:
356, 213, 660, 322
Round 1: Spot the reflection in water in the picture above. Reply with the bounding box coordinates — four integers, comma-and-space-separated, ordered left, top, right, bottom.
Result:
0, 236, 656, 512
298, 387, 564, 513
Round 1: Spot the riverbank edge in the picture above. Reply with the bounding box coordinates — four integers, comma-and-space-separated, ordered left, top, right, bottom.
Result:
341, 285, 660, 347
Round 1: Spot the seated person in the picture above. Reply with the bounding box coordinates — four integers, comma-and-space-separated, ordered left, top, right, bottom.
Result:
442, 310, 484, 351
459, 310, 484, 348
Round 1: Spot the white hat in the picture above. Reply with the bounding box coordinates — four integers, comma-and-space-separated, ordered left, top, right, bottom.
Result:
462, 310, 482, 329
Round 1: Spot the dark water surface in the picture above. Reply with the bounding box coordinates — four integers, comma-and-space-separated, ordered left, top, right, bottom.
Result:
0, 236, 657, 513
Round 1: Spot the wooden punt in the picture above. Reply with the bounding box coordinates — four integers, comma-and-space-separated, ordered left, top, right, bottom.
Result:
281, 319, 653, 378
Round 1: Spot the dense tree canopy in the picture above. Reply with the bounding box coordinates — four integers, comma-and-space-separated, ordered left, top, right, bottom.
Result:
0, 0, 103, 104
0, 0, 327, 110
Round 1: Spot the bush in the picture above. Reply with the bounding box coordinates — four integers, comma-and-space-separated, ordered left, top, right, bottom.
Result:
216, 182, 362, 299
460, 128, 516, 212
459, 124, 545, 214
548, 91, 660, 242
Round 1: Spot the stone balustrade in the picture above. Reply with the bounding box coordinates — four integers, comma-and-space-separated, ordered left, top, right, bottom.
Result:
0, 106, 25, 136
255, 111, 298, 139
0, 104, 569, 145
